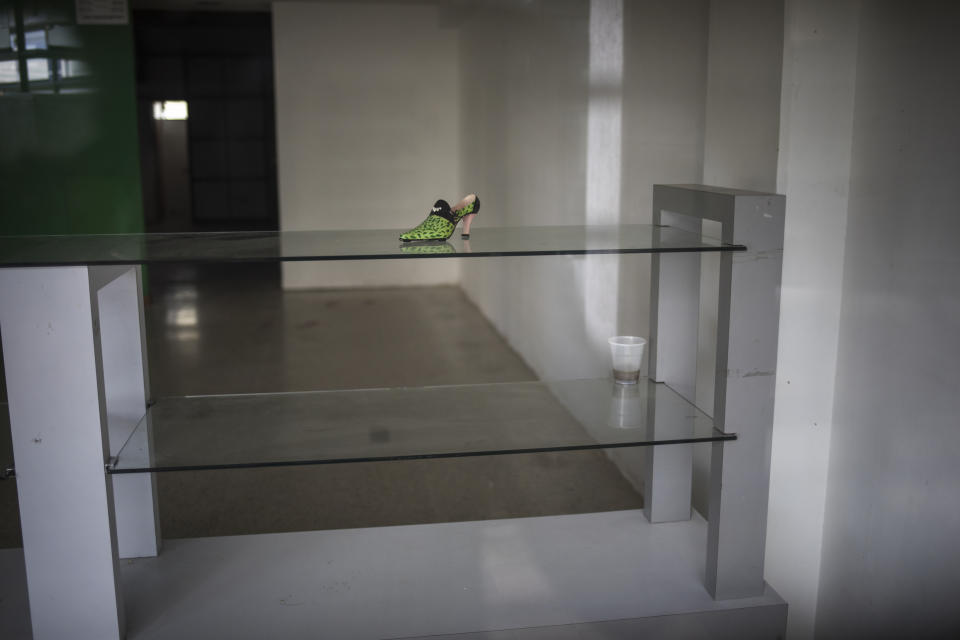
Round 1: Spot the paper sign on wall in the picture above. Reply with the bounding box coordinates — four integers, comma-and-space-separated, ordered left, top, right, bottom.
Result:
76, 0, 129, 25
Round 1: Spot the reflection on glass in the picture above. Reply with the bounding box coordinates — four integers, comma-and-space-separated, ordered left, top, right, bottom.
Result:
608, 383, 643, 429
1, 13, 88, 94
47, 25, 80, 48
153, 101, 189, 120
58, 58, 89, 78
586, 0, 623, 224
23, 29, 47, 50
583, 0, 625, 367
400, 241, 455, 255
164, 284, 200, 344
22, 5, 71, 27
26, 57, 49, 81
0, 60, 18, 85
167, 308, 197, 328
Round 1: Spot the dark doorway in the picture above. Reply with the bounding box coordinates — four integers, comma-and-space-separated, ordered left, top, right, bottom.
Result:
133, 10, 278, 232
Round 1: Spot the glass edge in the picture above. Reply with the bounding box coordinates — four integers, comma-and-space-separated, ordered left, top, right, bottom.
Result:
0, 244, 745, 269
149, 376, 696, 400
111, 410, 150, 468
108, 435, 737, 475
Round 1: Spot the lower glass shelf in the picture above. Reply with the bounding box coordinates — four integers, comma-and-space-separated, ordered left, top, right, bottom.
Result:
109, 378, 734, 474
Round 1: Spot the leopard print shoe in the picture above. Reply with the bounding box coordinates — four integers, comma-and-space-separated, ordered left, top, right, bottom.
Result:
399, 195, 481, 242
399, 200, 456, 241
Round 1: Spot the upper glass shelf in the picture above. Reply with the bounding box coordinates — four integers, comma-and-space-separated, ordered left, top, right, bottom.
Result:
0, 224, 744, 267
109, 378, 734, 474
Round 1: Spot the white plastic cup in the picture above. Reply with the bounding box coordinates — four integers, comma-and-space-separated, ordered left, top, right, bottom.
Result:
608, 336, 646, 384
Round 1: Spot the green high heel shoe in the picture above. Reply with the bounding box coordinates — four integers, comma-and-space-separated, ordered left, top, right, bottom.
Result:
399, 194, 480, 242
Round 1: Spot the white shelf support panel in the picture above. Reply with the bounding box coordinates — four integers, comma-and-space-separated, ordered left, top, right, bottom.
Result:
0, 265, 158, 640
646, 207, 701, 524
95, 266, 160, 561
650, 184, 785, 599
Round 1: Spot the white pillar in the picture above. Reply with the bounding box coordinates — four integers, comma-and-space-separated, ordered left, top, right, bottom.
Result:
707, 192, 785, 599
0, 266, 126, 639
94, 266, 160, 559
646, 209, 701, 523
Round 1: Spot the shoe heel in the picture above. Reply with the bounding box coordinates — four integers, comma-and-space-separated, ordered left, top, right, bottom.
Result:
460, 195, 479, 238
461, 213, 477, 239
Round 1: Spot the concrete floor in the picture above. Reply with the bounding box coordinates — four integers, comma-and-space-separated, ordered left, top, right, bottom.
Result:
0, 264, 642, 545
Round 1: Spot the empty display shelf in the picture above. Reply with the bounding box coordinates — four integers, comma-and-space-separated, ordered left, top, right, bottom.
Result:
109, 378, 733, 474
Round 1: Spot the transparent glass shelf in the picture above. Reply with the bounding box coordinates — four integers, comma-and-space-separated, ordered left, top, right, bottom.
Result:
0, 224, 744, 267
109, 378, 735, 474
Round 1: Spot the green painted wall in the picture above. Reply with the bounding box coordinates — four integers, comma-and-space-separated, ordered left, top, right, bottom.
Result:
0, 0, 143, 235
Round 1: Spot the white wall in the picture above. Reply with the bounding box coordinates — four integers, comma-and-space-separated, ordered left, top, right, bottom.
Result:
273, 1, 461, 288
702, 0, 784, 192
815, 2, 960, 636
459, 0, 711, 385
693, 0, 784, 516
456, 0, 598, 380
617, 0, 710, 335
765, 2, 859, 638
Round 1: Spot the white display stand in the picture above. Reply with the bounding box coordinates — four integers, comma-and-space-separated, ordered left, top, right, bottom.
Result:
0, 185, 785, 639
649, 185, 785, 598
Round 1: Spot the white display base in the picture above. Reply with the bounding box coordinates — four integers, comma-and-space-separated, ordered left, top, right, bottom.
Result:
0, 510, 785, 639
